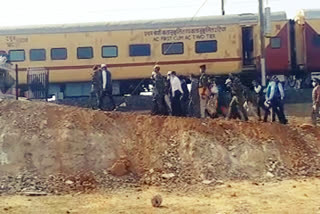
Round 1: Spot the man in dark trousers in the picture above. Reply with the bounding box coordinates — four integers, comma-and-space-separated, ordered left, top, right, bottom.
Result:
91, 64, 115, 110
179, 76, 189, 116
252, 80, 268, 121
312, 78, 320, 125
90, 65, 100, 109
188, 74, 201, 118
265, 76, 287, 124
226, 74, 249, 121
274, 76, 287, 124
199, 64, 210, 118
151, 65, 168, 115
168, 71, 184, 116
98, 64, 115, 110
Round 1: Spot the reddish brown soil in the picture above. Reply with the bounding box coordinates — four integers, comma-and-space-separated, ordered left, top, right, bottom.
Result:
0, 100, 319, 191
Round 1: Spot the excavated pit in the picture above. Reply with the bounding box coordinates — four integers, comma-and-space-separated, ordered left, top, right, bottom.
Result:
0, 100, 319, 194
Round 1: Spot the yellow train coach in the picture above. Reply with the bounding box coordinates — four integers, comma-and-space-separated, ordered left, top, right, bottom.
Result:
0, 12, 288, 96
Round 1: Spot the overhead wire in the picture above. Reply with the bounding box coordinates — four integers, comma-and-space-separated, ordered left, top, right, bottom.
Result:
157, 0, 210, 62
126, 0, 211, 98
128, 0, 211, 95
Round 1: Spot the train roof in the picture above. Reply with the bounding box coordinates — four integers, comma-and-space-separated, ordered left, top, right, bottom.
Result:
297, 9, 320, 20
0, 12, 287, 35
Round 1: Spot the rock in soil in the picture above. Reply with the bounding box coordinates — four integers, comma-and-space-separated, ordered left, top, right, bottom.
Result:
151, 194, 163, 207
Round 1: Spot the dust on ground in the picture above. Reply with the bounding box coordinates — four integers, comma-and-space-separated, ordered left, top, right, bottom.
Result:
0, 179, 320, 214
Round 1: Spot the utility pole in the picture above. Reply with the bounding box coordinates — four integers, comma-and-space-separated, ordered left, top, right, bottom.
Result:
221, 0, 225, 15
258, 0, 266, 86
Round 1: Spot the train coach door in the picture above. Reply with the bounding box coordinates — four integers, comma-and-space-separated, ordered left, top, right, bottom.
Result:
242, 27, 254, 66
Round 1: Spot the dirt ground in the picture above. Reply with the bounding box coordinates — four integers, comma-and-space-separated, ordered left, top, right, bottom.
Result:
0, 178, 319, 214
0, 100, 320, 213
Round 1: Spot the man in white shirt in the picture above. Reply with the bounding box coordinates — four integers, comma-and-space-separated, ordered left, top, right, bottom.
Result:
99, 64, 115, 110
168, 71, 184, 116
252, 80, 267, 121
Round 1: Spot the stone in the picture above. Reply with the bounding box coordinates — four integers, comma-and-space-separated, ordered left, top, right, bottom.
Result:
216, 180, 224, 185
202, 180, 213, 185
151, 195, 163, 207
108, 157, 131, 177
300, 124, 313, 130
21, 191, 47, 196
166, 163, 173, 168
65, 180, 74, 185
161, 173, 175, 179
266, 172, 274, 178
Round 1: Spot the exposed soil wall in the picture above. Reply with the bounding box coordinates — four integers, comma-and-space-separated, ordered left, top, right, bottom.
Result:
0, 100, 319, 192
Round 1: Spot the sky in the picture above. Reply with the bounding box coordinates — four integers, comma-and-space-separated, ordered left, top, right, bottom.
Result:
0, 0, 318, 27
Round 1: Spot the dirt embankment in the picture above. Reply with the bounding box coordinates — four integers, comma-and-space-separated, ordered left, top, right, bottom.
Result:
0, 100, 319, 194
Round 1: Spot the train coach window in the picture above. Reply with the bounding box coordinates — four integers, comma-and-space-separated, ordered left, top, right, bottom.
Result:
8, 50, 25, 62
162, 42, 184, 55
51, 48, 67, 60
313, 35, 320, 47
129, 44, 151, 57
195, 40, 217, 53
271, 37, 281, 49
30, 49, 46, 61
102, 46, 118, 58
77, 47, 93, 59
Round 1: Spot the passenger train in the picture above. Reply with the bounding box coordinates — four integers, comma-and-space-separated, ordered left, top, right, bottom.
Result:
0, 9, 319, 96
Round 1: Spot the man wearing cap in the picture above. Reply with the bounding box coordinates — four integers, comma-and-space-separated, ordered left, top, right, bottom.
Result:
226, 75, 249, 121
151, 65, 168, 115
312, 78, 320, 125
90, 65, 101, 109
199, 64, 210, 118
188, 73, 201, 118
98, 64, 115, 110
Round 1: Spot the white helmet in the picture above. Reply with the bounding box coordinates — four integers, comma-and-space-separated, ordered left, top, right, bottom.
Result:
101, 64, 107, 68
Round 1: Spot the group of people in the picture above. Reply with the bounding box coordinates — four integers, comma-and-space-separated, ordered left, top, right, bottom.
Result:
151, 64, 221, 118
90, 63, 320, 126
151, 64, 320, 125
251, 75, 288, 124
